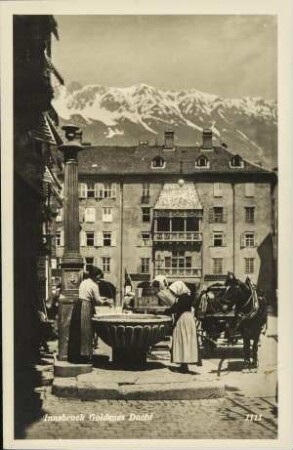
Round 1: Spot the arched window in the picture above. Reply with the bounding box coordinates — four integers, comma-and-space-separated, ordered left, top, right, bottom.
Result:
230, 155, 244, 168
151, 156, 166, 169
196, 155, 209, 168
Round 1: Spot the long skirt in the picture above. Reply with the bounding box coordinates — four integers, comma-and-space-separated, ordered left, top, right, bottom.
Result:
68, 299, 94, 363
172, 311, 199, 364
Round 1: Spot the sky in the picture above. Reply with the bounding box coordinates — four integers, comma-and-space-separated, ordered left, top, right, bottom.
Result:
53, 15, 277, 100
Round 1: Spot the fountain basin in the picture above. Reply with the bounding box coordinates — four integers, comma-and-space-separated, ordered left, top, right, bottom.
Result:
92, 314, 172, 349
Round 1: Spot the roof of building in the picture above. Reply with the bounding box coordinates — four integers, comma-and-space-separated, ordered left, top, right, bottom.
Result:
76, 144, 272, 176
154, 183, 203, 210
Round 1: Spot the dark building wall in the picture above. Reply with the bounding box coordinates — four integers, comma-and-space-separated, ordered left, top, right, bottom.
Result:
13, 14, 59, 437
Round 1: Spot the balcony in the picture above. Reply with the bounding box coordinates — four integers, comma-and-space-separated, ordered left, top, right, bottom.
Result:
153, 231, 202, 243
154, 267, 202, 278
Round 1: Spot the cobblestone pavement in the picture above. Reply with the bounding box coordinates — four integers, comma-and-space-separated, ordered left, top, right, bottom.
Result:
25, 387, 277, 439
23, 315, 278, 440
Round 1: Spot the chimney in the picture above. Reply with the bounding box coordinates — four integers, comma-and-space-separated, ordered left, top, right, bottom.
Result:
164, 128, 174, 150
202, 128, 213, 150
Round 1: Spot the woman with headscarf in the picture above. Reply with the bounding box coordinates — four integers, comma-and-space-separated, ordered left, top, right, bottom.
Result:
68, 267, 113, 364
165, 280, 199, 373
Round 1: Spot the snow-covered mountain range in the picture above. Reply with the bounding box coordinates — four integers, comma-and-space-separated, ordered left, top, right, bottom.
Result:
53, 82, 277, 169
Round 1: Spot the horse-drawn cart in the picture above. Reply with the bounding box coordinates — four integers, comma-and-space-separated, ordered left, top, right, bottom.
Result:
196, 284, 242, 355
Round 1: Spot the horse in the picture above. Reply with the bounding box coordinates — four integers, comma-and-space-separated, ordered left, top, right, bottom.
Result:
220, 272, 268, 372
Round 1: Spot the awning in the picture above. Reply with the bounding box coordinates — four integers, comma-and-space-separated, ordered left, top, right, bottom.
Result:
154, 183, 203, 211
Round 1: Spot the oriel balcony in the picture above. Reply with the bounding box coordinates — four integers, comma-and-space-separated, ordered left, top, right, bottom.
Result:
153, 231, 202, 243
154, 266, 202, 278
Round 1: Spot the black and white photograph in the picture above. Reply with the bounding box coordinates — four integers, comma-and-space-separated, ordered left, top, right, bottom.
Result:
1, 1, 292, 449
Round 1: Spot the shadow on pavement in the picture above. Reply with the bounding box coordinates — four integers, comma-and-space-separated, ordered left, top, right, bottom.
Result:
92, 354, 166, 371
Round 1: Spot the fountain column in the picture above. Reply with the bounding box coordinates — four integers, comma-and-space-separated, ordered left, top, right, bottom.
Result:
58, 125, 84, 361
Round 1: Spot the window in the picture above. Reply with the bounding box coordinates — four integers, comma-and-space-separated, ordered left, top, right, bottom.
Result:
85, 207, 96, 223
151, 156, 165, 169
141, 232, 151, 246
142, 183, 150, 197
56, 230, 64, 246
56, 231, 61, 246
186, 217, 199, 231
196, 155, 209, 168
103, 232, 112, 247
141, 258, 150, 274
86, 232, 95, 247
157, 217, 170, 231
102, 207, 112, 222
87, 182, 95, 198
142, 183, 150, 203
104, 183, 112, 198
102, 257, 111, 273
96, 183, 117, 199
241, 232, 258, 248
245, 258, 255, 274
214, 207, 223, 222
245, 183, 255, 197
213, 232, 224, 247
213, 258, 223, 275
142, 207, 151, 222
245, 232, 255, 247
85, 257, 94, 273
213, 183, 222, 197
169, 251, 191, 269
230, 155, 244, 168
245, 207, 255, 223
209, 207, 227, 223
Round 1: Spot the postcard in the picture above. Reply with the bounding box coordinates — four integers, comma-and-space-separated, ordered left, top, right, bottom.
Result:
1, 1, 292, 449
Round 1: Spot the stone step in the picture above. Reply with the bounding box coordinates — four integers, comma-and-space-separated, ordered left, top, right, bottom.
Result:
52, 376, 225, 400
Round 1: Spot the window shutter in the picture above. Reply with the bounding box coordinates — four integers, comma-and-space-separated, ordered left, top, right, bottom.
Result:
209, 207, 214, 223
111, 231, 116, 247
213, 183, 222, 197
85, 207, 96, 223
60, 230, 64, 246
94, 257, 99, 267
79, 183, 87, 198
102, 208, 113, 222
240, 233, 245, 248
210, 232, 214, 246
94, 232, 99, 247
223, 208, 228, 223
254, 232, 258, 247
223, 233, 227, 247
111, 183, 117, 199
97, 231, 103, 247
79, 207, 84, 223
80, 230, 86, 247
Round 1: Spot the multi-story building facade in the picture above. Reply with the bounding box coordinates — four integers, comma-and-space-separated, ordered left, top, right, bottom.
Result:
55, 129, 277, 304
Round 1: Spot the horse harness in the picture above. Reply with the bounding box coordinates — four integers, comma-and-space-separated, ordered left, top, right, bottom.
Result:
234, 281, 260, 330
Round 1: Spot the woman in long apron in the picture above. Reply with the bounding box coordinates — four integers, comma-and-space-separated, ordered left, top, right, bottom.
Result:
68, 267, 113, 363
166, 281, 200, 373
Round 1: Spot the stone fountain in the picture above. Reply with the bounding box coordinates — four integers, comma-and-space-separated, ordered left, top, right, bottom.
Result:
92, 313, 172, 366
